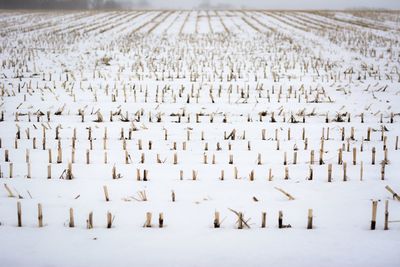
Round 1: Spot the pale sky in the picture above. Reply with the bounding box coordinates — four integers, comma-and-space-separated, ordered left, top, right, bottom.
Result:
1, 0, 399, 10
140, 0, 400, 9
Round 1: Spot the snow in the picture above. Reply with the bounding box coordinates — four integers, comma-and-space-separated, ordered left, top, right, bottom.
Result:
0, 10, 399, 267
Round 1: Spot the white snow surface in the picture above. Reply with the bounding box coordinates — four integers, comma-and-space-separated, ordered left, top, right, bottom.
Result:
0, 10, 399, 267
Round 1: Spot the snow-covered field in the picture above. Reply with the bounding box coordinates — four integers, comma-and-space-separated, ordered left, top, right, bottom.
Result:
0, 10, 400, 267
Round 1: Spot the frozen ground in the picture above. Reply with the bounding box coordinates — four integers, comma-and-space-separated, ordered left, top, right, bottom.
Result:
0, 10, 400, 267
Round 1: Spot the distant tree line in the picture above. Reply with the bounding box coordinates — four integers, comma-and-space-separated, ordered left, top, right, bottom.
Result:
0, 0, 148, 9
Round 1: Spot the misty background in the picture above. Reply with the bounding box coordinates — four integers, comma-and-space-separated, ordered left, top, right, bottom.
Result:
0, 0, 399, 10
